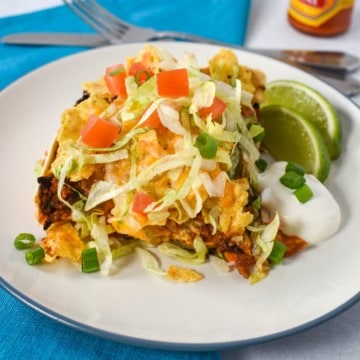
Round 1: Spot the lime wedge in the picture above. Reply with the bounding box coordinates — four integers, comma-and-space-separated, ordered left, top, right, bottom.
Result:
260, 105, 331, 182
263, 80, 341, 159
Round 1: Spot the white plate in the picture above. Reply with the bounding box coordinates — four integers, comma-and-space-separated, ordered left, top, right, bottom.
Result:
0, 42, 359, 350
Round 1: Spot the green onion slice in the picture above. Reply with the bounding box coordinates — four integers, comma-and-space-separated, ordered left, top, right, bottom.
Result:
280, 170, 305, 189
255, 158, 268, 172
286, 162, 305, 176
109, 66, 125, 77
194, 132, 218, 159
82, 247, 100, 273
25, 247, 45, 265
268, 240, 287, 264
14, 233, 36, 250
294, 183, 314, 203
134, 70, 151, 86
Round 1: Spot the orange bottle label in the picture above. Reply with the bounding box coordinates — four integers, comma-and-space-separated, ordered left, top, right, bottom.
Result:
289, 0, 355, 27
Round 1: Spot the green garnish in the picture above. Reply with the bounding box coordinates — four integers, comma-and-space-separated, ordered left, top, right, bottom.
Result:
255, 158, 268, 172
14, 233, 36, 250
109, 66, 125, 77
134, 70, 151, 86
280, 170, 305, 189
25, 247, 45, 265
194, 132, 218, 159
286, 162, 305, 176
294, 183, 314, 203
268, 240, 287, 264
82, 247, 100, 273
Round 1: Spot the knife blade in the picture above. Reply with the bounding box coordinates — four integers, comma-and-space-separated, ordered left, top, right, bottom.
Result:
2, 33, 108, 47
3, 32, 360, 74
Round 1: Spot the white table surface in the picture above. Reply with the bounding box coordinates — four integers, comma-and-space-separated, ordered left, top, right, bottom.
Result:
1, 1, 359, 359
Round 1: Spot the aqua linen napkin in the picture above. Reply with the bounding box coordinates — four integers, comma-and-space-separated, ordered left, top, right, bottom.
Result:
0, 288, 220, 360
0, 0, 251, 90
0, 1, 250, 358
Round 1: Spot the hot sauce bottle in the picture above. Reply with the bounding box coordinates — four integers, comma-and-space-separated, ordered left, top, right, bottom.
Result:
288, 0, 355, 36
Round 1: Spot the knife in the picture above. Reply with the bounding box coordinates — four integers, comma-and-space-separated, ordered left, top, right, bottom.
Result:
3, 32, 360, 74
2, 33, 108, 47
3, 32, 360, 73
1, 33, 360, 73
2, 32, 360, 96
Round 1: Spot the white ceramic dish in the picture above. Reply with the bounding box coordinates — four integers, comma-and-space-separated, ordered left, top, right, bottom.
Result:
0, 42, 359, 350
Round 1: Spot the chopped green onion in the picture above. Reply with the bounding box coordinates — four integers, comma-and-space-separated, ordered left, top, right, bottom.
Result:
268, 240, 287, 264
82, 247, 100, 273
14, 233, 36, 250
194, 132, 218, 159
255, 158, 268, 172
112, 243, 137, 259
252, 196, 262, 218
280, 170, 305, 189
109, 66, 125, 76
134, 70, 151, 86
286, 162, 305, 176
294, 183, 314, 203
25, 247, 45, 265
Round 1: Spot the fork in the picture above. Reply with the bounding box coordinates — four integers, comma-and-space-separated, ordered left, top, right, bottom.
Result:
62, 0, 220, 44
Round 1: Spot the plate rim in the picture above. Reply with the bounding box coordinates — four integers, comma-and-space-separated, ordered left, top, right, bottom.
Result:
1, 276, 358, 350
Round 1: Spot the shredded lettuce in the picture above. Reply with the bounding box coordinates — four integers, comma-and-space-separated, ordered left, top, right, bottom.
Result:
85, 181, 134, 211
135, 247, 166, 276
90, 214, 113, 276
112, 241, 138, 259
249, 212, 280, 284
76, 149, 128, 168
158, 103, 186, 135
158, 236, 208, 265
209, 255, 234, 273
189, 81, 215, 115
119, 77, 157, 122
198, 171, 229, 198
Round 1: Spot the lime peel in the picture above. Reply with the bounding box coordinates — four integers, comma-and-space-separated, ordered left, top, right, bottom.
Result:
259, 104, 331, 182
264, 79, 341, 159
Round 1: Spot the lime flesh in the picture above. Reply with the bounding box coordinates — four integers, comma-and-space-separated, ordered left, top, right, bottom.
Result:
260, 105, 331, 182
264, 80, 341, 159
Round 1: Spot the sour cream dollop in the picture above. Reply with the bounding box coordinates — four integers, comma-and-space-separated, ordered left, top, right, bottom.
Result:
256, 161, 341, 245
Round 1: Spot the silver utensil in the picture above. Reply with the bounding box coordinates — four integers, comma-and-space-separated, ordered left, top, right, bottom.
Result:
3, 31, 359, 75
62, 0, 360, 74
2, 32, 108, 47
4, 36, 359, 97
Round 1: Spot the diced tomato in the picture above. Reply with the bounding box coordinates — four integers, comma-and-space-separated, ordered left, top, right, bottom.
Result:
128, 62, 153, 85
198, 96, 227, 119
80, 115, 120, 148
140, 107, 161, 129
104, 64, 127, 99
132, 191, 155, 214
223, 251, 239, 263
156, 68, 189, 98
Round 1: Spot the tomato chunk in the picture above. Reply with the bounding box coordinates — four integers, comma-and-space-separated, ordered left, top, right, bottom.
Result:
80, 115, 120, 148
104, 64, 127, 99
198, 96, 227, 119
156, 68, 189, 98
140, 107, 161, 129
132, 191, 155, 214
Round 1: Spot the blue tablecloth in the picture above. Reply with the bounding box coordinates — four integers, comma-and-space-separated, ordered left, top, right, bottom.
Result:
0, 1, 251, 359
